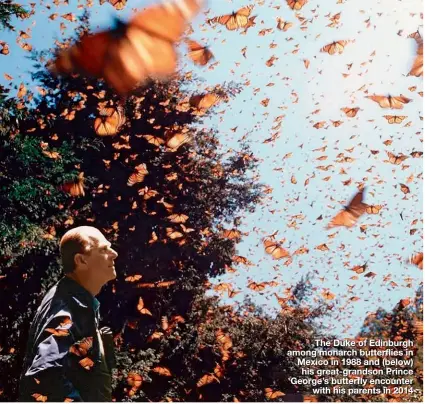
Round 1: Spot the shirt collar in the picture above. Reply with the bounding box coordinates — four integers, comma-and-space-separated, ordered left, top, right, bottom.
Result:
60, 276, 100, 313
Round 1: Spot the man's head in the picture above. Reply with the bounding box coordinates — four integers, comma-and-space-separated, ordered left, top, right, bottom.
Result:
60, 226, 118, 284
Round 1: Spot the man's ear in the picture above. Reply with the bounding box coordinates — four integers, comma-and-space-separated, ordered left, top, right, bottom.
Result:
74, 253, 87, 269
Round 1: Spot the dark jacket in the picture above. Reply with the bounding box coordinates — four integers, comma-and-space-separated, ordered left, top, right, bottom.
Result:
19, 276, 115, 402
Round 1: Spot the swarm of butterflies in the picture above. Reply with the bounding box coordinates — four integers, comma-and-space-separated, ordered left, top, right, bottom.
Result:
47, 0, 423, 317
3, 0, 423, 365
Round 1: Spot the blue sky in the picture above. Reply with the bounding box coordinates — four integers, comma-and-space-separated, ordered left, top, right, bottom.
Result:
1, 0, 423, 337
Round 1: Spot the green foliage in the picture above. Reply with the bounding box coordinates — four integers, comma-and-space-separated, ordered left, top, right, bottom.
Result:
0, 0, 29, 31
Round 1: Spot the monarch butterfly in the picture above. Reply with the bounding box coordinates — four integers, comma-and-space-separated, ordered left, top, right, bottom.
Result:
168, 213, 189, 223
383, 115, 407, 124
366, 94, 411, 109
410, 150, 423, 158
0, 41, 9, 55
189, 93, 222, 113
137, 297, 153, 316
197, 374, 220, 388
232, 255, 253, 265
264, 388, 285, 400
263, 239, 289, 260
326, 188, 367, 229
79, 357, 94, 370
99, 0, 126, 11
321, 40, 348, 55
366, 205, 382, 214
186, 39, 214, 66
385, 151, 408, 165
248, 281, 267, 292
52, 0, 204, 95
213, 362, 224, 378
222, 228, 241, 240
276, 18, 292, 31
147, 331, 164, 342
127, 372, 143, 387
94, 106, 126, 136
303, 394, 318, 402
165, 132, 190, 151
286, 0, 307, 10
316, 243, 329, 251
142, 135, 164, 147
152, 366, 172, 377
330, 120, 343, 127
125, 274, 143, 282
351, 264, 367, 274
408, 252, 423, 269
31, 394, 48, 402
400, 183, 410, 194
166, 227, 184, 239
341, 107, 359, 117
69, 337, 94, 357
207, 5, 254, 31
408, 30, 423, 77
127, 163, 148, 186
321, 290, 335, 300
216, 331, 232, 350
62, 172, 85, 197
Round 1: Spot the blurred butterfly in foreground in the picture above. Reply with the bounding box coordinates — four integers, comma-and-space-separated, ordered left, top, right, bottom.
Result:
326, 188, 368, 229
51, 0, 204, 95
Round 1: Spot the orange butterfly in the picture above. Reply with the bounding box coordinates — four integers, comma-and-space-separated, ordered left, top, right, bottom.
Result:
127, 164, 148, 186
127, 372, 143, 387
166, 227, 184, 239
248, 281, 267, 292
321, 40, 348, 55
69, 337, 93, 357
286, 0, 307, 10
366, 94, 411, 109
189, 93, 222, 113
207, 6, 254, 31
351, 264, 367, 274
197, 374, 220, 388
62, 172, 85, 197
45, 327, 70, 337
100, 0, 127, 10
152, 366, 172, 377
52, 0, 204, 95
137, 297, 153, 316
165, 132, 190, 151
408, 31, 423, 77
385, 151, 408, 165
408, 253, 424, 269
0, 41, 9, 55
143, 135, 164, 147
221, 228, 241, 240
383, 115, 407, 124
79, 357, 94, 370
341, 107, 359, 117
365, 205, 382, 214
326, 188, 368, 229
321, 290, 335, 300
264, 388, 285, 399
276, 19, 292, 32
94, 106, 125, 136
31, 393, 48, 402
125, 274, 143, 282
168, 213, 189, 223
263, 238, 289, 260
186, 39, 214, 66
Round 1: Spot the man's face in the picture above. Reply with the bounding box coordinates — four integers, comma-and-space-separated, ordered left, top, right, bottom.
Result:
84, 232, 118, 282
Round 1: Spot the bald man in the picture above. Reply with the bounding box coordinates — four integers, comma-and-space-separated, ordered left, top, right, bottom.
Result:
19, 226, 118, 402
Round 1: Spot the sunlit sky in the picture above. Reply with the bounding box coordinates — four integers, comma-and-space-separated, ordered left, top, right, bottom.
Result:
1, 0, 423, 337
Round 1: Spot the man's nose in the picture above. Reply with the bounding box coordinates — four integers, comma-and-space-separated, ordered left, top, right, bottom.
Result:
110, 249, 118, 259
